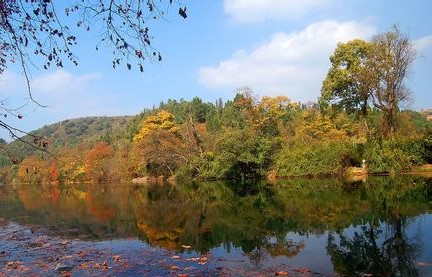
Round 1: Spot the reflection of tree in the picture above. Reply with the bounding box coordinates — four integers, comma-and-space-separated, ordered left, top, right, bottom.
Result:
86, 185, 115, 223
244, 237, 305, 267
265, 237, 305, 258
133, 180, 307, 263
1, 175, 429, 269
327, 177, 425, 277
327, 224, 390, 276
384, 217, 421, 277
327, 219, 421, 276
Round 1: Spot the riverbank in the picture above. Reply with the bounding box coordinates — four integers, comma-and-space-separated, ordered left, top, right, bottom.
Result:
0, 219, 318, 277
408, 164, 432, 178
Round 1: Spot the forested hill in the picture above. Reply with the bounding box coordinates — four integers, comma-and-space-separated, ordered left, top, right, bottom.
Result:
1, 116, 132, 166
30, 116, 132, 146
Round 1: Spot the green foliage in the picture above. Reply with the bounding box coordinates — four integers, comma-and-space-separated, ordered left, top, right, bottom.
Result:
158, 97, 214, 124
320, 39, 373, 115
321, 27, 417, 136
198, 128, 276, 179
275, 142, 357, 177
1, 93, 430, 182
364, 138, 427, 174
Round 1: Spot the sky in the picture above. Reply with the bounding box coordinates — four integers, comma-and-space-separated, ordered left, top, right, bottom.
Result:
1, 0, 432, 140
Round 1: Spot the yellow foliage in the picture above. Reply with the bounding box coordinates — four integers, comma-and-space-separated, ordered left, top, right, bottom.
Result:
294, 110, 351, 144
73, 165, 86, 179
137, 222, 183, 250
134, 110, 180, 141
259, 95, 294, 118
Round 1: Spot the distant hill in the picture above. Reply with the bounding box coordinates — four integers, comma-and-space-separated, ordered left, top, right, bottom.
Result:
1, 116, 133, 166
29, 116, 133, 146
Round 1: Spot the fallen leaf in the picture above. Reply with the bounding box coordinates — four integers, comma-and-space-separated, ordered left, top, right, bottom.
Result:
79, 263, 89, 269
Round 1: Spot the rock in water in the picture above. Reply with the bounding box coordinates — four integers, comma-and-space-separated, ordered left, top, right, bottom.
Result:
55, 263, 74, 272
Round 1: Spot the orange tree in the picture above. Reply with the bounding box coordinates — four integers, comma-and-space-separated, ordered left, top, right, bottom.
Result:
84, 141, 114, 182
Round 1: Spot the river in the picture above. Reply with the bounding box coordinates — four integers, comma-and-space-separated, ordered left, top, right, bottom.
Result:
0, 175, 431, 276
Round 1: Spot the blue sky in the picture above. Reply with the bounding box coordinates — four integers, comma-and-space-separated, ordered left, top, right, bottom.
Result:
1, 0, 431, 139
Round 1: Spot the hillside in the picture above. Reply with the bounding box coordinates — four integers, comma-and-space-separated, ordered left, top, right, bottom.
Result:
1, 116, 133, 166
30, 116, 133, 146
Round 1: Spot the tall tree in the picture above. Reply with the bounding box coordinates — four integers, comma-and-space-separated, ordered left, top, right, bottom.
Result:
320, 39, 375, 118
320, 26, 416, 136
369, 26, 416, 135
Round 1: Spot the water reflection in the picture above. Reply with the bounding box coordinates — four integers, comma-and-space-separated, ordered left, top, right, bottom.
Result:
0, 176, 431, 274
326, 177, 431, 277
327, 219, 422, 277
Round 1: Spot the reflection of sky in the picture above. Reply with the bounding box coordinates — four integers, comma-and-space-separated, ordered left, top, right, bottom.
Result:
283, 233, 334, 274
209, 233, 333, 274
208, 216, 432, 275
409, 215, 432, 276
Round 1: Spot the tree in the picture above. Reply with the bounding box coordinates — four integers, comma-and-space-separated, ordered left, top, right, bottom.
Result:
133, 129, 186, 177
203, 127, 272, 179
0, 0, 186, 142
133, 110, 180, 141
369, 26, 416, 135
320, 26, 416, 136
133, 110, 186, 176
84, 141, 114, 182
257, 95, 297, 136
320, 39, 375, 118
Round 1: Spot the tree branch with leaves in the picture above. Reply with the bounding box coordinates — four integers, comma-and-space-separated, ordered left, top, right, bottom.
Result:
0, 0, 186, 152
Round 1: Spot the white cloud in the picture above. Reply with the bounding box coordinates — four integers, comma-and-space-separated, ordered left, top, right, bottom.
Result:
0, 70, 113, 128
198, 20, 376, 102
28, 70, 125, 119
0, 71, 22, 92
414, 35, 432, 52
223, 0, 333, 23
32, 70, 101, 95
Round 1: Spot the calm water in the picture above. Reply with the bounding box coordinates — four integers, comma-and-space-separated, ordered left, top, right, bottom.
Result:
0, 176, 431, 276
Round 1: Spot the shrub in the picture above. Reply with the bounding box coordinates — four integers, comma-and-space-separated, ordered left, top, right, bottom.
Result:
364, 138, 426, 174
275, 142, 356, 177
